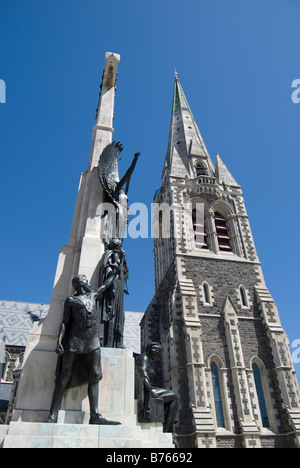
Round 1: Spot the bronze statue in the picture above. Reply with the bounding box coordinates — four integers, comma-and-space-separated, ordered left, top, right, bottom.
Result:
135, 342, 179, 433
98, 141, 140, 242
97, 141, 139, 347
48, 273, 121, 425
99, 238, 129, 348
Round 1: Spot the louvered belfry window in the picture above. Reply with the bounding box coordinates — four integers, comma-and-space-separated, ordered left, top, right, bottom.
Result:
195, 161, 207, 177
192, 208, 208, 249
214, 212, 231, 251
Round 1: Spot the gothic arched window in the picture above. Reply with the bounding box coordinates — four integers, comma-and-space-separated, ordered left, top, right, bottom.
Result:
239, 286, 248, 308
195, 161, 207, 177
214, 212, 231, 251
202, 282, 212, 305
252, 363, 270, 428
1, 353, 8, 380
203, 283, 210, 303
159, 210, 163, 239
210, 361, 225, 428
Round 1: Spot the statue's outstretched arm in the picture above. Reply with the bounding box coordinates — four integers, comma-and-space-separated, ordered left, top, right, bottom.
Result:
95, 266, 120, 300
118, 152, 140, 194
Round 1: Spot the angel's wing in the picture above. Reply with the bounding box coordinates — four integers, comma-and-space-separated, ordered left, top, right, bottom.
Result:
98, 141, 123, 200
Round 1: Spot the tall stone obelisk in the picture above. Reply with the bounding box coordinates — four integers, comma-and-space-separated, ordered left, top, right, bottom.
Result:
12, 52, 121, 421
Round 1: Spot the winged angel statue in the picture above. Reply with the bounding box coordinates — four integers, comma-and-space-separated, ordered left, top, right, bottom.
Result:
97, 142, 140, 347
98, 141, 140, 243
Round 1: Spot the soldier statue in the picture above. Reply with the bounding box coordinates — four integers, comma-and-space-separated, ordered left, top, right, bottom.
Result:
48, 273, 121, 425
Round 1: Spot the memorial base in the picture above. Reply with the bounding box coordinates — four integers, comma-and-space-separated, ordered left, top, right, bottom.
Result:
2, 418, 173, 448
1, 348, 175, 448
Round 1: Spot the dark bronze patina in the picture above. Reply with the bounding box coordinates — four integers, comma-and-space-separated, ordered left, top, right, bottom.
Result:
135, 342, 179, 434
48, 273, 121, 425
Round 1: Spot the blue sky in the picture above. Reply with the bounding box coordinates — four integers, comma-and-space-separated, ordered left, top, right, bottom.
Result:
1, 1, 300, 377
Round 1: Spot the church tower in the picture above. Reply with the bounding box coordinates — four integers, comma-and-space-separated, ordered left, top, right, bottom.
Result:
141, 75, 300, 448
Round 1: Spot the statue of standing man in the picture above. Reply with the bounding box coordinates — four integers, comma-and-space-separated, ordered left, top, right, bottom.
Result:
48, 273, 121, 425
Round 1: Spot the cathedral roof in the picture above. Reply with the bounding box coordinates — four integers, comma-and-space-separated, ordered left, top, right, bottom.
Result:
0, 301, 49, 346
0, 300, 143, 352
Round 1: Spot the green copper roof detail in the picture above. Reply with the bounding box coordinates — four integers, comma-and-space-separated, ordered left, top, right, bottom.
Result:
172, 77, 192, 114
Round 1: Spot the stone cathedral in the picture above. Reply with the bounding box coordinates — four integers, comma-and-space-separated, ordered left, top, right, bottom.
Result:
141, 76, 300, 448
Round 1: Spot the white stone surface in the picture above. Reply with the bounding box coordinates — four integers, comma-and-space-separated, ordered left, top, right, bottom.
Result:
61, 348, 135, 416
2, 421, 174, 449
0, 425, 9, 448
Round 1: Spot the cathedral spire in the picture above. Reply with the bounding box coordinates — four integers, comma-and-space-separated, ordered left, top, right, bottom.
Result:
172, 74, 192, 115
164, 75, 214, 178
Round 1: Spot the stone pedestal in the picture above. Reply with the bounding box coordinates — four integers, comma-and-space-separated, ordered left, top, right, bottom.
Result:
2, 420, 174, 449
2, 349, 174, 448
12, 348, 134, 423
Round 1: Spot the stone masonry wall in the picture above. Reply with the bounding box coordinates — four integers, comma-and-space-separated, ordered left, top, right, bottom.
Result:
183, 255, 289, 440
